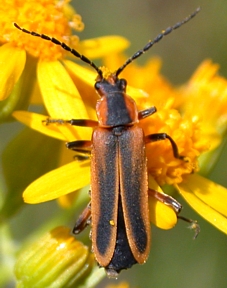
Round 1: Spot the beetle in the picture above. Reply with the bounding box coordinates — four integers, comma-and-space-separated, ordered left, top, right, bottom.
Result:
14, 7, 200, 278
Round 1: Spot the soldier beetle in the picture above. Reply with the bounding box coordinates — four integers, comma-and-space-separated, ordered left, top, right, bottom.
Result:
14, 7, 200, 278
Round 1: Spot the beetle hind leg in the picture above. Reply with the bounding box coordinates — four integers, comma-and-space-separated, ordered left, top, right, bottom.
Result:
177, 215, 200, 239
148, 188, 182, 213
73, 202, 91, 234
149, 189, 200, 238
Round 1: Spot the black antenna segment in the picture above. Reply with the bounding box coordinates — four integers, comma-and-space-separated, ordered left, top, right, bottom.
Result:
13, 23, 103, 78
115, 7, 200, 77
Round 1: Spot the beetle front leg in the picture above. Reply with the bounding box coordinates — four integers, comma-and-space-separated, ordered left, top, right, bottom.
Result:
67, 119, 98, 127
43, 118, 98, 128
138, 106, 157, 120
145, 133, 185, 160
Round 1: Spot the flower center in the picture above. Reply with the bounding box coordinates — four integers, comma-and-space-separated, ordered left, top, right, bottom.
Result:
140, 108, 209, 185
0, 0, 84, 60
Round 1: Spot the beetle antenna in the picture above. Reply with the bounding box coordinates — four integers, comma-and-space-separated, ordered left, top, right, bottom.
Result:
13, 23, 103, 78
115, 7, 200, 77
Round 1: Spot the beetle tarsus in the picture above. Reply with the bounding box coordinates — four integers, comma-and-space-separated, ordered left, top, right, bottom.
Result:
42, 118, 67, 125
73, 203, 91, 234
177, 215, 200, 239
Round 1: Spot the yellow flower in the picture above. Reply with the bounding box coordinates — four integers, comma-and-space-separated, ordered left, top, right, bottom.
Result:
175, 60, 227, 234
0, 0, 129, 120
4, 4, 227, 286
180, 60, 227, 131
3, 3, 227, 287
0, 0, 83, 123
13, 46, 227, 235
0, 0, 129, 217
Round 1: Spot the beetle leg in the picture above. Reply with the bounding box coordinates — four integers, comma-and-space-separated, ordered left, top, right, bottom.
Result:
43, 118, 66, 125
177, 215, 200, 239
138, 106, 157, 120
67, 140, 92, 161
73, 202, 91, 234
148, 189, 200, 238
68, 119, 98, 127
66, 140, 92, 153
145, 133, 185, 160
43, 118, 98, 127
148, 189, 182, 213
73, 153, 90, 161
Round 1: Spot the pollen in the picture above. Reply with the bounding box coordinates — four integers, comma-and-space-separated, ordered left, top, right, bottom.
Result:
0, 0, 84, 60
141, 108, 209, 186
99, 66, 113, 79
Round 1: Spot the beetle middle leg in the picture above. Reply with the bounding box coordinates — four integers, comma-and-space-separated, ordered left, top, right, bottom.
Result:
139, 108, 185, 160
145, 133, 185, 160
66, 140, 92, 162
67, 140, 91, 152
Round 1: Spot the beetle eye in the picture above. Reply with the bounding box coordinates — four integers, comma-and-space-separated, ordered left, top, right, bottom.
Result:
95, 81, 101, 90
120, 79, 127, 90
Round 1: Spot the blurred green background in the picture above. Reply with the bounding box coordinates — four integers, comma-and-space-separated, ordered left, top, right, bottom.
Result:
75, 0, 227, 84
1, 0, 227, 287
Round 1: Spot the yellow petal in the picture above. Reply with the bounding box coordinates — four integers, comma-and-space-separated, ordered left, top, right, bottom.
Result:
1, 127, 62, 218
37, 60, 90, 141
0, 43, 26, 100
177, 174, 227, 234
199, 131, 223, 175
13, 111, 67, 141
106, 282, 130, 288
78, 36, 130, 59
64, 60, 149, 106
180, 174, 227, 217
23, 161, 90, 203
57, 191, 79, 208
127, 85, 150, 101
148, 176, 177, 229
64, 60, 96, 88
63, 60, 99, 121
